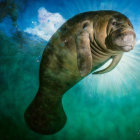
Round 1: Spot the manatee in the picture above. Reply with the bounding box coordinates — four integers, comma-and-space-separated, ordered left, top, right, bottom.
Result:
24, 10, 136, 134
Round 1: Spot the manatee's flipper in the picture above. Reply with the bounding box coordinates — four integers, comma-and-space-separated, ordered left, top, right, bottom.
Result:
76, 30, 93, 77
93, 53, 123, 74
24, 89, 66, 135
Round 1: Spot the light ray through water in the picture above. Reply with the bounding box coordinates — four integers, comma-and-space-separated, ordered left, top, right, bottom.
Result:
0, 0, 140, 139
79, 45, 140, 97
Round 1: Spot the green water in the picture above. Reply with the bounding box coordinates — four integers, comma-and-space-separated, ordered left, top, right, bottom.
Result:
0, 30, 140, 140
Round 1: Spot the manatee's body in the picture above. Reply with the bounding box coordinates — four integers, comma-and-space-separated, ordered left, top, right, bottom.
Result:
24, 11, 136, 134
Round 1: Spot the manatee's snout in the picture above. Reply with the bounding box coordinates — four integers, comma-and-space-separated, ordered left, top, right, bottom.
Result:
111, 28, 136, 52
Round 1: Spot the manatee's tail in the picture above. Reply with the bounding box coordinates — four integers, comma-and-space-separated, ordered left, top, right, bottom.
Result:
24, 90, 66, 135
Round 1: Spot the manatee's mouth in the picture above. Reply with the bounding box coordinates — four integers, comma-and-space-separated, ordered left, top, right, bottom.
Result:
111, 44, 133, 52
120, 45, 133, 52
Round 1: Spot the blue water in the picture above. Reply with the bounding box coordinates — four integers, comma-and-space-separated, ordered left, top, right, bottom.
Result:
0, 0, 140, 140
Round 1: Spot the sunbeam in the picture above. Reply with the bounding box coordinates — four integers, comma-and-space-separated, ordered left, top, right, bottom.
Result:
0, 0, 140, 139
77, 44, 140, 97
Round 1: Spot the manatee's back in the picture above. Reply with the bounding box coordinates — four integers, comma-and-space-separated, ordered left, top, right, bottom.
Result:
38, 12, 95, 90
38, 10, 121, 94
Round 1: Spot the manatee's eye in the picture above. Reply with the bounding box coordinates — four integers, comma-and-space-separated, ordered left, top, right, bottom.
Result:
83, 22, 89, 29
112, 21, 117, 26
128, 22, 133, 28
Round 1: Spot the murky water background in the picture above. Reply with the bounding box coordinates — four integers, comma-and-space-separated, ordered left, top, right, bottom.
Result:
0, 0, 140, 140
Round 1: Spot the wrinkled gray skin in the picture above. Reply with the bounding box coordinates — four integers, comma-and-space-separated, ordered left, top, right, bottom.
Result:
24, 11, 136, 135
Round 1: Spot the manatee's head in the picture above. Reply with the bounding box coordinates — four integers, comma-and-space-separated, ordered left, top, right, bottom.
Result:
106, 13, 136, 52
94, 11, 136, 52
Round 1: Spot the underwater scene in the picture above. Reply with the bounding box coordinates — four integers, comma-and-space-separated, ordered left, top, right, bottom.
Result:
0, 0, 140, 139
